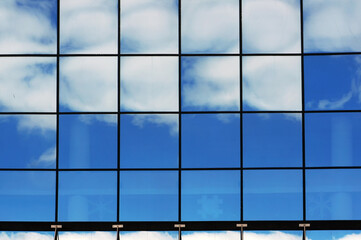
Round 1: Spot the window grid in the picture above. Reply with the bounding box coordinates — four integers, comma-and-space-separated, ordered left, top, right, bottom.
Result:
0, 0, 360, 232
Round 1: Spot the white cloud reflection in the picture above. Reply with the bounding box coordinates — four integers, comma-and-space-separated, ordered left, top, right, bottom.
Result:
0, 0, 56, 54
242, 0, 300, 53
121, 0, 178, 53
304, 0, 361, 52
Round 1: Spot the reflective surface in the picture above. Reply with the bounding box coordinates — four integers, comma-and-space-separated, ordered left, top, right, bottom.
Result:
182, 170, 240, 221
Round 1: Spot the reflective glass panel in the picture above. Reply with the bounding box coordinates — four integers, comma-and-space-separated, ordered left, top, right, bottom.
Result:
59, 115, 117, 169
0, 57, 56, 112
307, 230, 361, 240
182, 114, 240, 168
60, 57, 118, 112
242, 0, 301, 53
0, 115, 56, 168
120, 171, 178, 221
306, 113, 361, 167
0, 171, 55, 221
306, 169, 361, 220
120, 114, 178, 168
243, 113, 302, 168
304, 0, 361, 53
183, 231, 240, 240
181, 57, 240, 111
305, 55, 361, 110
245, 231, 302, 240
120, 231, 178, 240
60, 0, 117, 54
181, 0, 239, 53
243, 170, 303, 220
121, 0, 178, 53
59, 231, 116, 240
243, 56, 302, 111
182, 170, 240, 221
0, 232, 53, 240
58, 171, 117, 221
120, 57, 178, 112
0, 0, 56, 54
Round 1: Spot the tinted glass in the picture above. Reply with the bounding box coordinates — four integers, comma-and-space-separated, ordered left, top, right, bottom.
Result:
0, 57, 56, 112
306, 169, 361, 220
243, 113, 302, 168
59, 231, 116, 240
182, 170, 240, 221
243, 170, 303, 220
120, 231, 178, 240
120, 114, 178, 168
0, 115, 56, 168
307, 231, 361, 240
305, 55, 361, 110
121, 0, 178, 53
60, 0, 117, 54
304, 0, 361, 53
242, 0, 301, 53
181, 57, 240, 111
182, 114, 240, 168
181, 0, 239, 53
0, 171, 55, 221
59, 115, 117, 169
120, 171, 178, 221
306, 113, 361, 167
183, 231, 240, 240
58, 171, 117, 221
0, 0, 57, 54
245, 231, 302, 240
60, 57, 118, 112
120, 57, 178, 112
243, 56, 301, 111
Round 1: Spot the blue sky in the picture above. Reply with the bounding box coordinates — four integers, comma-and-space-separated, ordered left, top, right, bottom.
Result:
1, 0, 361, 237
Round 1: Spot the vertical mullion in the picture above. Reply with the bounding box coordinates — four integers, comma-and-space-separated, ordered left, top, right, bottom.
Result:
178, 0, 182, 224
300, 0, 306, 222
117, 0, 121, 223
239, 0, 243, 223
55, 0, 60, 223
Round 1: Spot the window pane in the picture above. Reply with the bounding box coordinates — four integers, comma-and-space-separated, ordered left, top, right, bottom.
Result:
120, 114, 178, 168
121, 0, 178, 53
59, 232, 116, 240
245, 231, 302, 240
60, 57, 118, 112
120, 231, 178, 240
182, 114, 240, 168
242, 0, 301, 53
306, 169, 361, 220
120, 171, 178, 221
0, 57, 56, 112
305, 55, 361, 110
59, 115, 117, 169
181, 0, 239, 53
0, 171, 55, 221
307, 231, 361, 240
0, 232, 53, 240
243, 56, 301, 111
243, 113, 302, 168
243, 170, 303, 220
0, 115, 56, 168
183, 231, 240, 240
59, 171, 117, 221
182, 170, 240, 221
60, 0, 117, 54
306, 113, 361, 167
181, 57, 240, 111
304, 0, 361, 53
0, 0, 56, 54
120, 57, 178, 112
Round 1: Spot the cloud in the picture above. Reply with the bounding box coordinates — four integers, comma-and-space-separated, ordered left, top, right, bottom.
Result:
304, 0, 361, 52
242, 0, 300, 53
243, 56, 302, 111
60, 57, 118, 112
130, 114, 179, 135
28, 146, 56, 168
182, 57, 240, 111
121, 0, 178, 53
60, 0, 117, 53
339, 233, 361, 240
0, 0, 56, 54
181, 0, 239, 53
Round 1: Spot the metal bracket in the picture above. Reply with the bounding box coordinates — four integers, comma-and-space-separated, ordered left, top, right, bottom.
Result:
236, 223, 248, 228
51, 225, 62, 229
174, 224, 186, 228
51, 225, 62, 240
112, 224, 124, 229
299, 223, 310, 228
